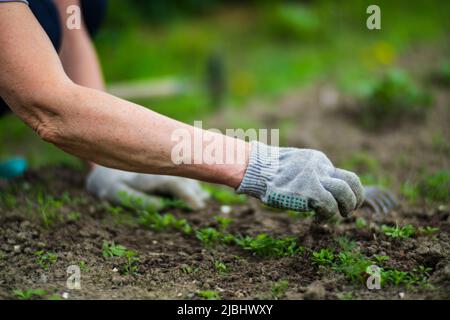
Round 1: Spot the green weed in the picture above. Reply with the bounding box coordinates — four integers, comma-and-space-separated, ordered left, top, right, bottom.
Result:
235, 234, 303, 258
123, 250, 140, 275
359, 69, 432, 128
102, 241, 140, 275
214, 260, 228, 274
0, 193, 17, 210
214, 216, 233, 231
138, 210, 193, 235
13, 288, 48, 300
271, 279, 289, 299
203, 185, 246, 205
34, 251, 58, 270
196, 290, 221, 300
196, 227, 224, 246
418, 226, 440, 236
36, 192, 64, 228
102, 241, 127, 258
381, 224, 415, 239
312, 248, 335, 266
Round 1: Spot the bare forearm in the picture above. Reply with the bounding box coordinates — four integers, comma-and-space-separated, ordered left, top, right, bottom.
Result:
43, 84, 249, 187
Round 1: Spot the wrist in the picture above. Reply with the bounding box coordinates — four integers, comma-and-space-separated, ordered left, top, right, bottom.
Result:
236, 141, 279, 197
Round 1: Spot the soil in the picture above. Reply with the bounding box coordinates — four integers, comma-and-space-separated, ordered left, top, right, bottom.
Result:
0, 44, 449, 300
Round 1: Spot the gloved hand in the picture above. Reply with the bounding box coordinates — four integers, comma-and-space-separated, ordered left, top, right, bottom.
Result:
237, 141, 364, 220
86, 166, 210, 210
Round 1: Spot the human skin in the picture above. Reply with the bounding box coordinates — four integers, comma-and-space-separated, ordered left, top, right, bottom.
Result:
0, 3, 249, 188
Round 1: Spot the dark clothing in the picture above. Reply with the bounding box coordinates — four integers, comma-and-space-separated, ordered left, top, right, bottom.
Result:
0, 0, 107, 116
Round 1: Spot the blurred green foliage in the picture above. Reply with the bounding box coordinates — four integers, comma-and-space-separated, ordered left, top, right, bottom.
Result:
1, 0, 449, 167
359, 69, 432, 128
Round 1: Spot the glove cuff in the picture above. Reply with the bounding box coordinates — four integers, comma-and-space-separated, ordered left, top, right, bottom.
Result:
236, 141, 279, 198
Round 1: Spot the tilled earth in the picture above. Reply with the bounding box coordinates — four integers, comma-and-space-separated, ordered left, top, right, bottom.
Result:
0, 166, 449, 300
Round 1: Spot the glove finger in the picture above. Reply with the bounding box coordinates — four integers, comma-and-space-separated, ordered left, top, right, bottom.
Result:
333, 168, 365, 208
308, 187, 339, 221
107, 182, 164, 210
321, 177, 357, 217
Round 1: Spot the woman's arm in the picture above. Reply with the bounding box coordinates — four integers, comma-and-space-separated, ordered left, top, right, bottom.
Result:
0, 3, 249, 187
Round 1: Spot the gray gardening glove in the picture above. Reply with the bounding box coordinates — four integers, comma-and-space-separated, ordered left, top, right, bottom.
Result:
86, 166, 210, 210
237, 141, 364, 220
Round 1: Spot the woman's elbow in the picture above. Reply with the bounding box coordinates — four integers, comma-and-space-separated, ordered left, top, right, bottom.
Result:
4, 79, 75, 145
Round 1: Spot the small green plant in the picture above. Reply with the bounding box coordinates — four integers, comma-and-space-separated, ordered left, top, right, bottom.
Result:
214, 260, 228, 274
336, 236, 357, 251
235, 234, 303, 257
355, 217, 368, 229
34, 251, 58, 270
418, 170, 450, 203
138, 210, 193, 234
0, 193, 17, 210
338, 292, 354, 300
270, 279, 289, 299
359, 69, 432, 128
78, 260, 89, 272
123, 250, 140, 275
418, 226, 440, 236
381, 224, 415, 239
36, 192, 64, 228
196, 227, 223, 246
102, 241, 140, 275
214, 216, 233, 231
196, 290, 221, 300
203, 185, 246, 205
102, 241, 127, 258
105, 204, 124, 216
13, 288, 48, 300
180, 265, 198, 274
67, 211, 81, 221
373, 255, 390, 264
312, 248, 335, 266
161, 198, 191, 211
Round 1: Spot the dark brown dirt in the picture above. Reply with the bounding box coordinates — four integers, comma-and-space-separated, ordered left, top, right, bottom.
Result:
0, 164, 449, 300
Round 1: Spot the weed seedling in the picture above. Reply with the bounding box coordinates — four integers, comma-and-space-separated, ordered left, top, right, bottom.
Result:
138, 210, 193, 235
36, 192, 64, 228
196, 290, 221, 300
67, 211, 81, 222
196, 227, 223, 246
0, 193, 17, 210
235, 234, 303, 257
271, 279, 289, 299
123, 250, 140, 275
203, 185, 246, 205
418, 226, 440, 236
102, 241, 127, 258
214, 260, 228, 274
373, 255, 390, 264
355, 217, 368, 229
381, 224, 415, 239
34, 251, 58, 270
214, 216, 233, 231
13, 288, 47, 300
181, 265, 198, 274
312, 248, 335, 266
